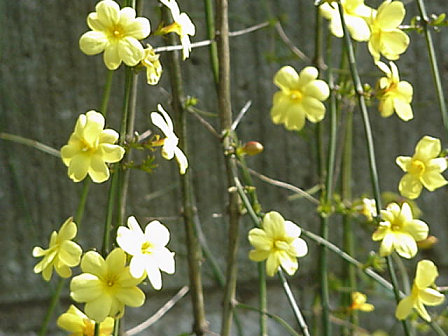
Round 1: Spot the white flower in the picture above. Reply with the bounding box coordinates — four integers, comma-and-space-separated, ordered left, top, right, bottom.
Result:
151, 104, 188, 175
159, 0, 196, 60
117, 216, 175, 290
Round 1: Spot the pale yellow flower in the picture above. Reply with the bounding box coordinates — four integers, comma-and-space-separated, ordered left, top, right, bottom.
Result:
151, 104, 188, 174
349, 292, 375, 312
248, 211, 308, 277
159, 0, 196, 60
117, 216, 175, 290
70, 248, 145, 322
361, 198, 377, 221
396, 260, 445, 322
396, 136, 448, 199
368, 0, 410, 62
320, 0, 375, 41
376, 61, 413, 121
141, 44, 162, 85
79, 0, 150, 70
271, 66, 330, 131
33, 217, 82, 281
61, 111, 125, 183
372, 202, 428, 258
57, 305, 114, 336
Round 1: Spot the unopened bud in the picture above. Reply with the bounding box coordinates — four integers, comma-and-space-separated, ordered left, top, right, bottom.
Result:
417, 235, 438, 250
240, 141, 264, 156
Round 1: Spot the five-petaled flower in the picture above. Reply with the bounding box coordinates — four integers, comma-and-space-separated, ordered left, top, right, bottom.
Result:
320, 0, 374, 42
117, 216, 175, 290
349, 292, 375, 312
159, 0, 196, 60
141, 44, 162, 85
57, 305, 114, 336
33, 217, 82, 281
360, 198, 377, 221
270, 66, 330, 131
368, 0, 410, 63
70, 248, 145, 322
372, 202, 428, 259
248, 211, 308, 277
151, 104, 188, 175
376, 61, 413, 121
79, 0, 151, 70
61, 111, 125, 183
396, 136, 448, 199
396, 260, 445, 322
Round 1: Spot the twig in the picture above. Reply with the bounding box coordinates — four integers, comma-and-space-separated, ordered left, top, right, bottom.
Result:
241, 164, 320, 205
0, 133, 60, 158
153, 21, 271, 54
124, 286, 189, 336
274, 22, 311, 62
187, 107, 221, 139
230, 100, 252, 132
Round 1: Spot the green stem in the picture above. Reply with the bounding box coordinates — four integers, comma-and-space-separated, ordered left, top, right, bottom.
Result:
203, 0, 219, 86
216, 1, 241, 335
94, 322, 100, 336
100, 70, 114, 117
278, 269, 311, 336
236, 303, 300, 336
162, 7, 208, 335
38, 279, 65, 336
257, 262, 267, 336
113, 318, 120, 336
341, 108, 357, 335
0, 133, 60, 158
415, 0, 448, 133
75, 180, 90, 226
319, 32, 337, 336
337, 5, 410, 335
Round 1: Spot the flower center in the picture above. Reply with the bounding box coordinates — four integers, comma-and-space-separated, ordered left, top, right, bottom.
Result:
83, 319, 95, 336
409, 159, 426, 177
110, 25, 124, 39
141, 241, 154, 255
290, 90, 303, 102
390, 221, 402, 232
274, 240, 289, 251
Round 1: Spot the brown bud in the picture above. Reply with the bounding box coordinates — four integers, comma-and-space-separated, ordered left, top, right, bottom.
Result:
417, 235, 438, 250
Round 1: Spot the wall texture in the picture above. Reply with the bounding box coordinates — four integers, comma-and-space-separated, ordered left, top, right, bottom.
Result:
1, 0, 448, 335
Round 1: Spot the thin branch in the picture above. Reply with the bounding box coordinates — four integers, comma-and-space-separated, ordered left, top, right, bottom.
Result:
231, 100, 252, 132
187, 107, 221, 139
241, 164, 320, 205
153, 21, 271, 54
124, 286, 189, 336
274, 22, 311, 62
0, 133, 61, 158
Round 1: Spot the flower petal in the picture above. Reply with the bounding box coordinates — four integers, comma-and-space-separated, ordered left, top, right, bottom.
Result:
59, 241, 82, 267
421, 171, 448, 191
103, 43, 121, 70
396, 156, 411, 172
68, 154, 91, 182
376, 0, 405, 29
99, 143, 125, 163
395, 296, 413, 320
248, 228, 271, 250
393, 98, 413, 121
393, 232, 417, 259
85, 294, 113, 323
115, 287, 145, 307
302, 97, 326, 123
274, 66, 299, 91
249, 249, 270, 262
81, 251, 106, 278
145, 220, 170, 247
415, 136, 441, 160
79, 31, 108, 56
88, 155, 110, 183
265, 252, 280, 277
262, 212, 285, 238
118, 37, 144, 67
415, 260, 438, 288
398, 173, 422, 199
70, 273, 103, 302
302, 80, 330, 101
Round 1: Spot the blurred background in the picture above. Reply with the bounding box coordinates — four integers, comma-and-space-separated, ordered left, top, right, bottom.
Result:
1, 0, 448, 334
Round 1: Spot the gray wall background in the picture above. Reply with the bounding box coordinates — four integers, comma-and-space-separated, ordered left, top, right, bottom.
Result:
1, 0, 448, 335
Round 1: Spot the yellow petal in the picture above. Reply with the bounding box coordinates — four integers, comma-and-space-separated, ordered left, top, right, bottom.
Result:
379, 97, 394, 118
379, 233, 394, 256
406, 219, 428, 242
115, 287, 145, 307
266, 252, 280, 277
274, 66, 299, 91
415, 260, 438, 288
279, 252, 298, 276
118, 37, 144, 67
70, 273, 103, 302
96, 0, 120, 27
58, 218, 77, 241
380, 30, 410, 60
393, 232, 417, 259
85, 294, 113, 323
283, 103, 306, 131
414, 300, 431, 322
398, 173, 422, 199
248, 228, 272, 250
376, 0, 405, 29
419, 288, 445, 306
79, 31, 108, 56
393, 98, 413, 121
99, 129, 119, 144
396, 156, 411, 172
345, 14, 371, 41
302, 97, 326, 123
428, 157, 447, 172
395, 295, 413, 320
103, 43, 121, 70
263, 211, 285, 238
415, 136, 441, 160
88, 156, 110, 183
302, 80, 330, 101
68, 154, 91, 182
57, 306, 85, 333
81, 251, 106, 277
421, 171, 448, 191
249, 249, 270, 262
297, 66, 319, 87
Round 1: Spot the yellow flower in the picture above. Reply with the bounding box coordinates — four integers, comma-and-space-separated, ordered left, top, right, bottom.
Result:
159, 0, 196, 60
116, 216, 175, 290
151, 104, 188, 175
349, 292, 375, 312
361, 198, 377, 221
271, 66, 330, 131
33, 217, 82, 281
61, 111, 125, 183
248, 211, 308, 277
396, 260, 445, 322
70, 248, 145, 322
79, 0, 150, 70
57, 305, 114, 336
368, 0, 410, 63
141, 44, 162, 85
376, 61, 413, 121
372, 202, 428, 258
320, 0, 375, 41
396, 136, 448, 199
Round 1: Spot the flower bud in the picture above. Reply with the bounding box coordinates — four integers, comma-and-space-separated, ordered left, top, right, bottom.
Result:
417, 235, 438, 250
240, 141, 264, 156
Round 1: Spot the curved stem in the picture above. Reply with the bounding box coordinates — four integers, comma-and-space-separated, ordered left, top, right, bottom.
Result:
100, 70, 114, 117
415, 0, 448, 133
38, 279, 65, 336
